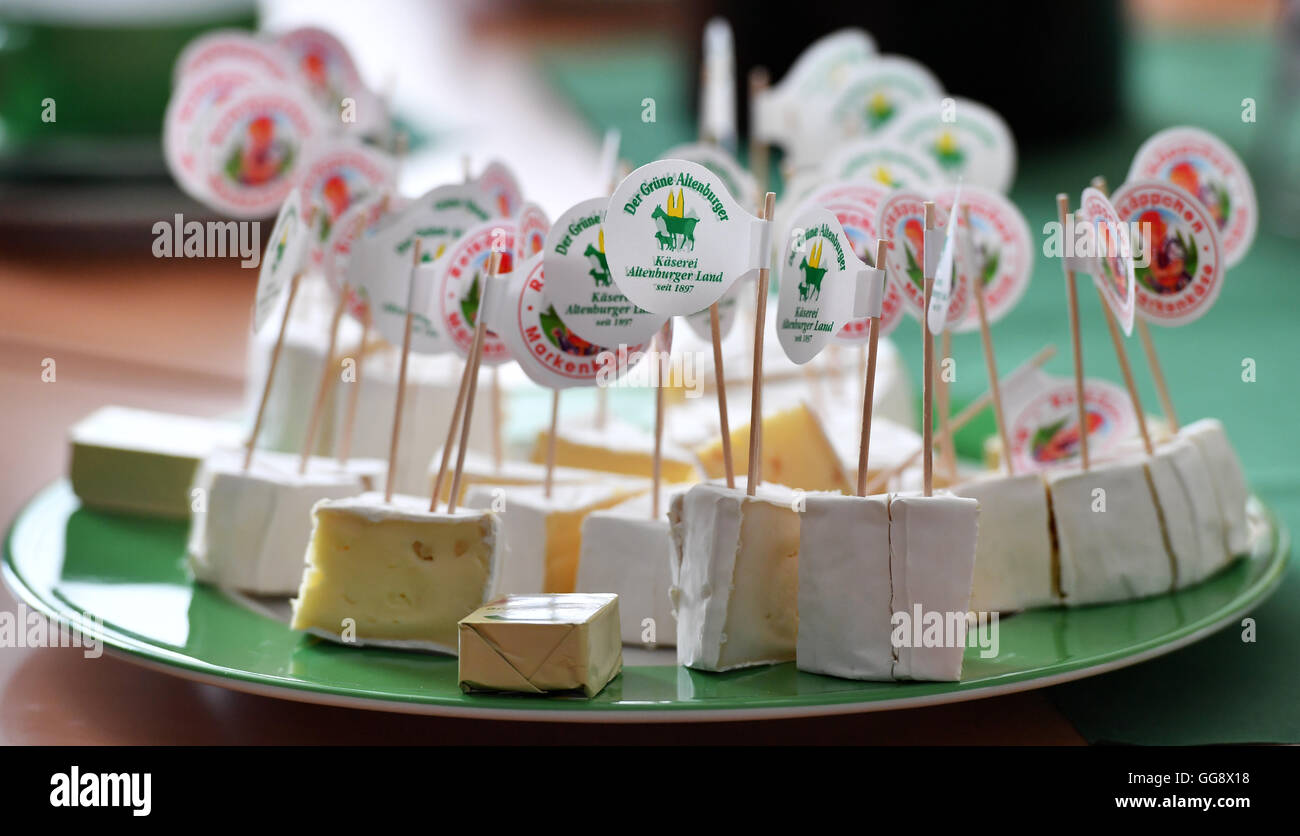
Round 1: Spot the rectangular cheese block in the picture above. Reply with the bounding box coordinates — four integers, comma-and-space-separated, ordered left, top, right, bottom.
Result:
458, 593, 622, 697
1180, 418, 1250, 556
694, 401, 851, 494
291, 492, 500, 653
1047, 460, 1174, 606
1148, 437, 1232, 587
429, 446, 604, 505
668, 482, 801, 672
464, 480, 648, 595
953, 471, 1058, 612
69, 406, 243, 518
187, 448, 367, 594
796, 494, 893, 680
888, 492, 979, 681
576, 492, 679, 646
531, 418, 700, 484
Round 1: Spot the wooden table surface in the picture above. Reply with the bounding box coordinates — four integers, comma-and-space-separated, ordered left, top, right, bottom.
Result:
0, 246, 1085, 745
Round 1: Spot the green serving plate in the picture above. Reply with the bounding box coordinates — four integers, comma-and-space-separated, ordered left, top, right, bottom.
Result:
3, 481, 1289, 722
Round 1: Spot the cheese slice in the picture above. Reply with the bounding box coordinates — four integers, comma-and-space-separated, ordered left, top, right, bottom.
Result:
69, 406, 243, 518
695, 401, 851, 494
458, 593, 622, 697
1180, 418, 1250, 556
187, 448, 367, 595
796, 493, 893, 680
953, 471, 1058, 612
576, 492, 679, 646
888, 492, 979, 681
821, 412, 922, 493
429, 446, 605, 505
290, 492, 500, 653
1046, 460, 1174, 606
463, 480, 648, 595
531, 418, 699, 484
668, 481, 801, 672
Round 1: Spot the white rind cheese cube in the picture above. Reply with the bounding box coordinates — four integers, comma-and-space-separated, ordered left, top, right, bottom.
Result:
1047, 460, 1174, 606
1180, 418, 1250, 556
796, 494, 893, 680
576, 493, 678, 647
1148, 437, 1232, 587
953, 472, 1057, 612
669, 482, 801, 672
888, 492, 979, 681
187, 448, 366, 594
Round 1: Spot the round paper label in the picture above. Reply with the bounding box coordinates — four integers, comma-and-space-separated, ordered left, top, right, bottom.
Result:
492, 254, 649, 389
777, 209, 862, 364
515, 202, 550, 263
876, 189, 952, 320
476, 160, 524, 218
435, 219, 516, 364
201, 84, 321, 218
253, 189, 306, 331
542, 198, 666, 346
274, 26, 380, 132
932, 184, 1031, 333
1079, 186, 1137, 336
1111, 180, 1224, 327
1008, 378, 1138, 474
164, 62, 256, 202
828, 56, 943, 138
174, 30, 291, 87
603, 158, 764, 316
883, 96, 1016, 193
1127, 126, 1256, 268
322, 194, 393, 320
297, 141, 395, 266
822, 139, 943, 188
821, 200, 904, 342
659, 142, 759, 211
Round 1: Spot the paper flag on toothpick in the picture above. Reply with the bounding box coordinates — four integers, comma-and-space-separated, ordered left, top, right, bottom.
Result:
933, 184, 1033, 334
253, 188, 307, 332
659, 143, 758, 211
699, 18, 737, 151
429, 218, 517, 365
476, 160, 524, 218
603, 158, 770, 317
1078, 186, 1137, 336
776, 208, 879, 364
819, 198, 905, 342
927, 183, 962, 334
1001, 362, 1140, 474
515, 201, 550, 264
752, 28, 876, 147
298, 139, 396, 267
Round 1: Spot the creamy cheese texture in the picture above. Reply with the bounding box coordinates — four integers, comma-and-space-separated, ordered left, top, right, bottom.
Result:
954, 471, 1058, 612
187, 447, 366, 594
695, 402, 851, 493
1047, 460, 1174, 606
888, 492, 979, 681
69, 406, 244, 518
291, 492, 499, 653
1147, 437, 1233, 588
464, 480, 648, 595
1180, 419, 1251, 556
531, 418, 700, 484
458, 593, 623, 697
796, 493, 893, 680
669, 482, 801, 672
576, 492, 680, 646
821, 413, 922, 491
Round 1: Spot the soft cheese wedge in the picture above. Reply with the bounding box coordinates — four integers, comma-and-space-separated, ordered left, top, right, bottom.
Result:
576, 492, 679, 646
888, 492, 979, 681
796, 494, 893, 680
70, 406, 244, 518
458, 593, 622, 697
821, 413, 922, 493
1180, 418, 1250, 556
1146, 437, 1232, 588
291, 492, 500, 653
464, 480, 648, 595
531, 418, 699, 484
187, 448, 370, 594
1047, 460, 1174, 606
953, 471, 1058, 613
668, 482, 801, 672
429, 446, 605, 505
694, 402, 851, 494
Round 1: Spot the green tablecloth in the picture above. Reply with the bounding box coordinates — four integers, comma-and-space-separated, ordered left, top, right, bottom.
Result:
539, 30, 1300, 744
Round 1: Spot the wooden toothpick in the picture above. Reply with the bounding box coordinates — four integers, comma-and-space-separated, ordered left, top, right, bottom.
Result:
709, 302, 735, 489
965, 207, 1014, 476
922, 202, 936, 497
447, 251, 500, 513
937, 328, 957, 481
490, 365, 504, 472
652, 326, 668, 517
746, 192, 776, 496
1056, 194, 1092, 471
243, 270, 303, 471
544, 388, 560, 499
384, 240, 422, 502
856, 239, 888, 497
336, 303, 369, 466
299, 288, 348, 474
748, 67, 770, 200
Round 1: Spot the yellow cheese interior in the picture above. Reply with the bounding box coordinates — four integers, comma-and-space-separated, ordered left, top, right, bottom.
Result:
696, 402, 850, 493
541, 490, 642, 593
530, 432, 697, 484
292, 508, 494, 648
